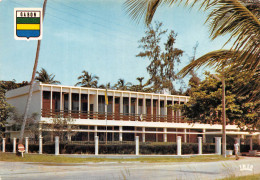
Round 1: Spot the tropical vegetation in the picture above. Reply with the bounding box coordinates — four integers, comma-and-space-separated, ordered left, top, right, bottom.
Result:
75, 70, 99, 88
136, 22, 183, 93
0, 88, 11, 137
35, 68, 61, 84
125, 0, 260, 101
175, 70, 259, 131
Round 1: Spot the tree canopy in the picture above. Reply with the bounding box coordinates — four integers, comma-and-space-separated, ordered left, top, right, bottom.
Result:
136, 22, 183, 93
178, 71, 259, 131
75, 70, 99, 88
125, 0, 259, 101
35, 68, 61, 84
0, 88, 11, 137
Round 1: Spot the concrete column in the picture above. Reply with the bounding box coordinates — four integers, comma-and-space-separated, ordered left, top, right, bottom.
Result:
178, 98, 181, 123
158, 97, 160, 117
198, 137, 202, 155
215, 137, 222, 155
177, 136, 182, 156
164, 99, 167, 122
142, 127, 145, 142
119, 126, 123, 141
95, 136, 99, 155
39, 123, 42, 138
39, 135, 43, 154
135, 136, 139, 155
143, 96, 146, 115
95, 91, 98, 114
50, 86, 53, 114
163, 128, 167, 142
202, 129, 206, 143
68, 89, 72, 114
120, 95, 123, 114
184, 129, 187, 143
250, 137, 253, 151
13, 137, 16, 153
129, 96, 131, 120
135, 95, 138, 117
94, 125, 98, 137
2, 138, 5, 152
151, 96, 153, 117
113, 92, 115, 115
79, 90, 81, 118
87, 89, 90, 114
234, 137, 241, 154
55, 136, 59, 155
25, 137, 29, 153
60, 87, 62, 111
67, 125, 71, 142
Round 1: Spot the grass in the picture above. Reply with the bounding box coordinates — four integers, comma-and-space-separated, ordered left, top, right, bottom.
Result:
0, 153, 235, 163
220, 174, 260, 180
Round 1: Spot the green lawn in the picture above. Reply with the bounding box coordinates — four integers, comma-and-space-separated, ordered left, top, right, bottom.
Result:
0, 153, 235, 163
221, 174, 260, 180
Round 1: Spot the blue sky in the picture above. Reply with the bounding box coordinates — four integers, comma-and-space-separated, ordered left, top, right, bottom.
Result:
0, 0, 231, 89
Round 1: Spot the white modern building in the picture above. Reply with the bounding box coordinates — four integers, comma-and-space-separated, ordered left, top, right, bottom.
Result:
5, 82, 260, 144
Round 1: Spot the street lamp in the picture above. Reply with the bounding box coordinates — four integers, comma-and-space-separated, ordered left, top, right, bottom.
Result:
211, 74, 226, 158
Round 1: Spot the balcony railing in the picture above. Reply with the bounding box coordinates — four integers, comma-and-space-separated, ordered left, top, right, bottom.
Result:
41, 109, 186, 123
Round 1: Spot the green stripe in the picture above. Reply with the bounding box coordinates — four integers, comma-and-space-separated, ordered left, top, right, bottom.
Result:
16, 17, 40, 24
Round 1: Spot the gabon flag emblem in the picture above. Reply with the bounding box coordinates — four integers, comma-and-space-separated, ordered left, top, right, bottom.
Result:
14, 8, 43, 40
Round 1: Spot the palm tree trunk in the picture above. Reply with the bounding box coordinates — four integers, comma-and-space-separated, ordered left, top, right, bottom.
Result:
19, 0, 48, 144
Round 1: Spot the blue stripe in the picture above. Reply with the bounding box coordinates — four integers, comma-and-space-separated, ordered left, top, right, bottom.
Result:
17, 30, 40, 38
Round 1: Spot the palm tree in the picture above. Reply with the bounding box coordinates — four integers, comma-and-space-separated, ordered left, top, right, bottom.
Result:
125, 0, 259, 72
99, 82, 112, 89
35, 68, 60, 84
125, 0, 259, 100
75, 71, 99, 88
20, 0, 48, 144
136, 77, 144, 87
114, 79, 132, 90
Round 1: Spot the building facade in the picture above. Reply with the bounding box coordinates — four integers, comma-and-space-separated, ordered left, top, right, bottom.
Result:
5, 82, 260, 144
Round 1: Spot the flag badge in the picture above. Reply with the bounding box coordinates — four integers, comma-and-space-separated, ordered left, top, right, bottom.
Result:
14, 8, 43, 40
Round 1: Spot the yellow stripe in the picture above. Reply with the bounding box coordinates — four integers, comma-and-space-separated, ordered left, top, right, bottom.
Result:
17, 24, 40, 30
105, 89, 108, 105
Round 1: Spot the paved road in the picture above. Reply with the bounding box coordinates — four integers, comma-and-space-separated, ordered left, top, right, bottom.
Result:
0, 157, 260, 180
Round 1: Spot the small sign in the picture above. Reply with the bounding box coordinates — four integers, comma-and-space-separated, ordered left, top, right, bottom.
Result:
18, 144, 25, 152
14, 8, 43, 40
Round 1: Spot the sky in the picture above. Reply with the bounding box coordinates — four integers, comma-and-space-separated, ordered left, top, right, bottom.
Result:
0, 0, 231, 89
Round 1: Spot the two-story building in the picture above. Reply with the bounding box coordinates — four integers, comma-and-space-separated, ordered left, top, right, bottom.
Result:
5, 82, 260, 144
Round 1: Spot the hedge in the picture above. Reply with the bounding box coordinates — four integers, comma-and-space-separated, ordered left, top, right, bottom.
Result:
1, 143, 259, 155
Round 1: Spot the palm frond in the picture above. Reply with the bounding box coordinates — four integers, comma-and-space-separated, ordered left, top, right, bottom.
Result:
124, 0, 218, 25
206, 0, 260, 72
177, 49, 236, 77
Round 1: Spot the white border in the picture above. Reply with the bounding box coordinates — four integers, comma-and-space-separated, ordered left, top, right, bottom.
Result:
14, 8, 43, 40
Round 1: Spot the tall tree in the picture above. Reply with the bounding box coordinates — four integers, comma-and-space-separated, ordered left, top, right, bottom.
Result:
136, 77, 144, 87
114, 79, 132, 90
35, 68, 61, 84
0, 88, 11, 137
125, 0, 259, 101
177, 71, 259, 131
137, 22, 183, 92
20, 0, 48, 144
125, 0, 259, 73
75, 71, 99, 88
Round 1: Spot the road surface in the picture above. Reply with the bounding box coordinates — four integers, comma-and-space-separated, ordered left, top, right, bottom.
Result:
0, 157, 259, 180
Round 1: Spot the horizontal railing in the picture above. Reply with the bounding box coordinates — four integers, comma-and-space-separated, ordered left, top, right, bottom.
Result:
41, 109, 186, 123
